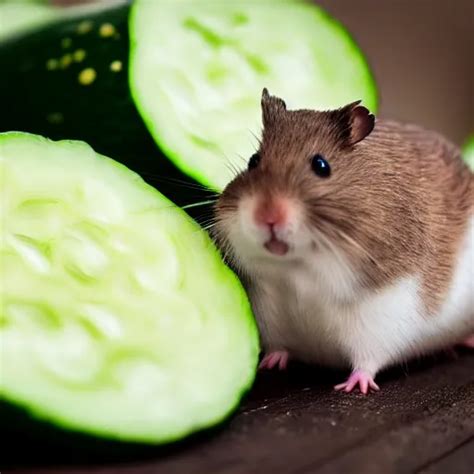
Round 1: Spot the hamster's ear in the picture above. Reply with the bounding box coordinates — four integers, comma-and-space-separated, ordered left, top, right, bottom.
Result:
336, 100, 375, 145
261, 88, 286, 127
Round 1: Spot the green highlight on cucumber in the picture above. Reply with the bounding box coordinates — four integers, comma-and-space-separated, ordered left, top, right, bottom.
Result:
0, 132, 259, 444
462, 135, 474, 171
129, 0, 377, 191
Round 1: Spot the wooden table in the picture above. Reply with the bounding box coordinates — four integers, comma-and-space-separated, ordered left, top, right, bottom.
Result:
7, 353, 474, 474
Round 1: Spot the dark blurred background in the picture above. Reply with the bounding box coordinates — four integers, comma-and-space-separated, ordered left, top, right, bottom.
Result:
53, 0, 473, 145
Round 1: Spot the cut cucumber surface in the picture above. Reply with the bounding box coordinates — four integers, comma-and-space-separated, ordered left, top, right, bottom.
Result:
130, 0, 377, 190
0, 132, 259, 443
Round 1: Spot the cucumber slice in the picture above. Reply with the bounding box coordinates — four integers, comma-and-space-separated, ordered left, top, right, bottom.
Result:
130, 0, 377, 190
463, 135, 474, 171
0, 132, 258, 444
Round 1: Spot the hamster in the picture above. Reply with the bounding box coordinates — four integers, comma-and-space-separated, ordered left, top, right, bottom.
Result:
214, 88, 474, 394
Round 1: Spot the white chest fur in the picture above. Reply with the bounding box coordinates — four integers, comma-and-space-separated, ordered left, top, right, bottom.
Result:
247, 216, 474, 375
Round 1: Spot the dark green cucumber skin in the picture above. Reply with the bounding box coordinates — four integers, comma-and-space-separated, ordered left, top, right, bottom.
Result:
1, 376, 255, 464
0, 3, 211, 222
0, 400, 224, 467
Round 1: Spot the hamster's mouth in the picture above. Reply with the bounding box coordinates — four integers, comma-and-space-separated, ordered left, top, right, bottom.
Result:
264, 236, 289, 256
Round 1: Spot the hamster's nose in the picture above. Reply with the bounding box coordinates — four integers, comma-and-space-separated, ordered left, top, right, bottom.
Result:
254, 198, 288, 229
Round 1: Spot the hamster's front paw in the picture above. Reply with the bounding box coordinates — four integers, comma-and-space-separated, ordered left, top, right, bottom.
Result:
334, 369, 380, 395
259, 350, 289, 370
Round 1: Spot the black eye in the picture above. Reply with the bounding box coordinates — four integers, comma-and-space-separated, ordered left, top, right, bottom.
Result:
248, 153, 261, 170
311, 154, 331, 178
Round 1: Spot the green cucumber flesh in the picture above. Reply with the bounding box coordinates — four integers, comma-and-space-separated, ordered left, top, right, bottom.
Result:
0, 132, 259, 443
130, 0, 377, 190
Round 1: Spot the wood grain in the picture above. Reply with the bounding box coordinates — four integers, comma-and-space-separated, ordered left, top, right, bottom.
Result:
7, 354, 474, 474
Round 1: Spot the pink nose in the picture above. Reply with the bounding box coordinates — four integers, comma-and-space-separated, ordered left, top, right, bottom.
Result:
254, 199, 287, 228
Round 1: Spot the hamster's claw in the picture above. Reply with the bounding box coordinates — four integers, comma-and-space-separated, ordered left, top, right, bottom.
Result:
334, 369, 380, 395
259, 350, 289, 370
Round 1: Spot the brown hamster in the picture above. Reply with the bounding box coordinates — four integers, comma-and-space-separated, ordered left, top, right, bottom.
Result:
214, 88, 474, 393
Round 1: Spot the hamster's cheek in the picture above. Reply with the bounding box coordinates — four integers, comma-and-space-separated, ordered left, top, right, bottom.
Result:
289, 229, 315, 257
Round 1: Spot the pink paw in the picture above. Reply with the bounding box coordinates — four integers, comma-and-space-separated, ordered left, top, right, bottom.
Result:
460, 335, 474, 349
259, 350, 289, 370
334, 369, 380, 395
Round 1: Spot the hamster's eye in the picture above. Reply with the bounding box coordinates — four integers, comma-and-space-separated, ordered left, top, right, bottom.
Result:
311, 154, 331, 178
248, 153, 261, 170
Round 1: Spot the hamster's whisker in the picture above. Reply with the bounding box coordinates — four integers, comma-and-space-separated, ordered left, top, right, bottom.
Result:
236, 154, 249, 165
197, 217, 217, 230
310, 205, 385, 270
313, 224, 350, 270
226, 163, 240, 178
210, 220, 242, 271
334, 228, 384, 269
201, 222, 217, 232
247, 128, 261, 147
197, 214, 216, 224
221, 154, 244, 179
181, 199, 217, 210
136, 171, 215, 192
219, 241, 237, 268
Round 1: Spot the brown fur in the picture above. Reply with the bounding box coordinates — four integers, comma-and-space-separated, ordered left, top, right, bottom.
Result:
216, 92, 473, 315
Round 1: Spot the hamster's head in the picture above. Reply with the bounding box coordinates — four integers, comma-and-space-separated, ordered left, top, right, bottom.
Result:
215, 88, 375, 271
